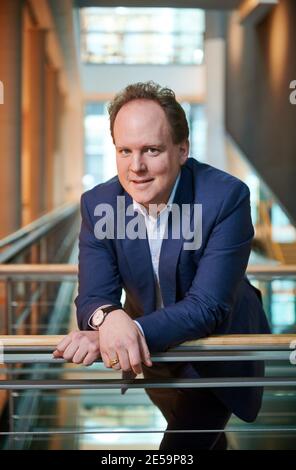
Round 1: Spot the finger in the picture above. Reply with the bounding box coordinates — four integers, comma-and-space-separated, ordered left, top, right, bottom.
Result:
101, 349, 123, 370
101, 351, 111, 369
101, 351, 120, 370
127, 344, 142, 375
72, 344, 89, 364
106, 347, 121, 370
83, 351, 99, 366
63, 342, 80, 361
139, 335, 152, 367
52, 349, 63, 358
55, 335, 73, 354
116, 348, 131, 372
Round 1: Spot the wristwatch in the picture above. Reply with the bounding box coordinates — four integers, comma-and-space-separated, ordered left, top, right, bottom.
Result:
90, 304, 122, 329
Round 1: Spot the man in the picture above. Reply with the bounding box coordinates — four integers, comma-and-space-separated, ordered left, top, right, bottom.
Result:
54, 81, 270, 450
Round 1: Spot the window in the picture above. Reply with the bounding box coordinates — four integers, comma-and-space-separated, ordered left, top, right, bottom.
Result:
80, 7, 205, 65
83, 103, 116, 190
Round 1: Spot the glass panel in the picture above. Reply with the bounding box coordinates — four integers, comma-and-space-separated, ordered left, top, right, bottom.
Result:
228, 141, 296, 262
271, 205, 296, 243
80, 8, 205, 65
1, 275, 296, 450
183, 103, 206, 162
83, 103, 116, 190
271, 279, 296, 331
248, 277, 296, 334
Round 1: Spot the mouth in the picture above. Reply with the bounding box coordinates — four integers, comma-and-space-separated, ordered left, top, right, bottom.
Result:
130, 178, 154, 187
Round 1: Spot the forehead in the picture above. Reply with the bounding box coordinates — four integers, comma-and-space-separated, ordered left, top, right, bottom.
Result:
113, 99, 172, 145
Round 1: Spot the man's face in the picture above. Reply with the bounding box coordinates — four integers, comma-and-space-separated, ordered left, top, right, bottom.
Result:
113, 99, 189, 208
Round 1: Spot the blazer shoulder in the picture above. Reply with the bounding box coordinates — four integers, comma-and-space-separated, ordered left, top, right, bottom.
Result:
81, 175, 123, 209
187, 158, 250, 198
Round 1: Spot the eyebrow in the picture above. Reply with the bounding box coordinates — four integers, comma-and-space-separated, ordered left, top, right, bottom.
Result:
116, 144, 165, 149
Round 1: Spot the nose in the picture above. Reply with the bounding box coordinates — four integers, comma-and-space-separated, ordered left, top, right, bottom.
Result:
129, 153, 147, 173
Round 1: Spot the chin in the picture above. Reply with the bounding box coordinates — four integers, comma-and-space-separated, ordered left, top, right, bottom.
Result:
134, 197, 151, 207
132, 190, 155, 204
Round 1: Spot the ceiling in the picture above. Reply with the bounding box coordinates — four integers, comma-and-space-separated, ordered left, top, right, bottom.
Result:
76, 0, 242, 10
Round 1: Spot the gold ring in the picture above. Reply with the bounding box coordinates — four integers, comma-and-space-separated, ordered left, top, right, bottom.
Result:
110, 357, 119, 367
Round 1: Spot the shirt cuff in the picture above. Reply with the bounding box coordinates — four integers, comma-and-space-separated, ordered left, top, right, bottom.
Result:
134, 320, 145, 338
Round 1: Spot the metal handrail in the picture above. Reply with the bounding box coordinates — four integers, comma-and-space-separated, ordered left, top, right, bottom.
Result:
0, 203, 79, 264
0, 334, 296, 390
2, 351, 293, 363
1, 335, 295, 447
1, 377, 296, 391
0, 202, 79, 249
1, 334, 296, 348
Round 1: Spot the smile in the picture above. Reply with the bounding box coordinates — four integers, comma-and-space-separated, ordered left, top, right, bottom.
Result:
130, 179, 154, 187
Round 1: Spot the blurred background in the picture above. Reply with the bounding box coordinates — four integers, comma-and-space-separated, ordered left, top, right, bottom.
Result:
0, 0, 296, 451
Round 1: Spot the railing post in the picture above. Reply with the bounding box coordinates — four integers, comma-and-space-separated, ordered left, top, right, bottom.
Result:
5, 278, 13, 336
5, 278, 14, 440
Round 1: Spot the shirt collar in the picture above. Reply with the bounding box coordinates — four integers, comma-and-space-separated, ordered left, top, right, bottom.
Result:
133, 172, 181, 219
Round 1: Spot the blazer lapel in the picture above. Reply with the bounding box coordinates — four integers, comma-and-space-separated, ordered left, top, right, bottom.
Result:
158, 164, 194, 307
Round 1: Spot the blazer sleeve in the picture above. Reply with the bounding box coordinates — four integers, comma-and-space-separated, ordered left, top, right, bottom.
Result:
75, 193, 123, 330
136, 181, 254, 352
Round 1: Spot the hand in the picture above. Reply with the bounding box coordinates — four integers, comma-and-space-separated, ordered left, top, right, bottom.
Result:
99, 309, 152, 375
53, 330, 100, 366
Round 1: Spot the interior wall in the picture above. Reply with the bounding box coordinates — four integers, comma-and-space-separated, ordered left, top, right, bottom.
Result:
82, 63, 205, 102
225, 0, 296, 223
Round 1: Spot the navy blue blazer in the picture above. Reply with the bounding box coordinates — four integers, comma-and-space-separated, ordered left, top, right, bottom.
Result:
75, 158, 270, 422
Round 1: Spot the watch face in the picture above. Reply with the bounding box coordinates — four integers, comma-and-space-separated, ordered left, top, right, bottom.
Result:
92, 309, 104, 327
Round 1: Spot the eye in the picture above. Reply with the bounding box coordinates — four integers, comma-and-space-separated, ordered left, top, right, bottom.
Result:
118, 148, 131, 157
146, 148, 160, 156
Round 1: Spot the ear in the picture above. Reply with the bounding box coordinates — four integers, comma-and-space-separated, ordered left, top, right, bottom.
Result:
178, 139, 189, 165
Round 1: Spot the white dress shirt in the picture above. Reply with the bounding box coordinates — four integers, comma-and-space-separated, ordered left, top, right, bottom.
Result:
133, 173, 181, 336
